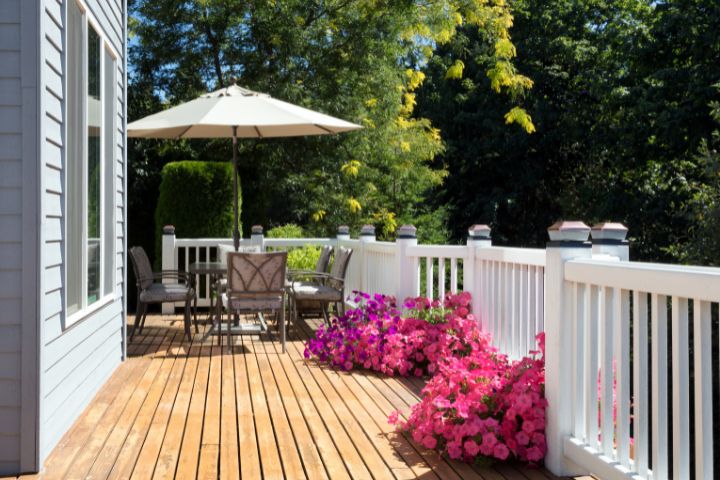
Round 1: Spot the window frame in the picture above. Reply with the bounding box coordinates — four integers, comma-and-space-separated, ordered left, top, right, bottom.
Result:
64, 0, 120, 328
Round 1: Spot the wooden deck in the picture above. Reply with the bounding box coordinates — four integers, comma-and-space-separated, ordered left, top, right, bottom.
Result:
10, 314, 565, 480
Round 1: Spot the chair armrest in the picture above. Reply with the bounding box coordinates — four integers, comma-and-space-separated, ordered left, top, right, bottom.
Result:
152, 271, 194, 283
287, 269, 321, 280
288, 272, 345, 293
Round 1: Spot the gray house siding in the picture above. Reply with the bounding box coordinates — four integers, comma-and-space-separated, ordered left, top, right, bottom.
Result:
35, 0, 127, 468
0, 0, 34, 474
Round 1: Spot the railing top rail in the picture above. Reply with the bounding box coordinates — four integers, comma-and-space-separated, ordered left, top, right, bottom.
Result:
365, 242, 397, 254
264, 238, 334, 247
566, 258, 720, 301
406, 244, 467, 259
475, 246, 546, 266
175, 238, 246, 247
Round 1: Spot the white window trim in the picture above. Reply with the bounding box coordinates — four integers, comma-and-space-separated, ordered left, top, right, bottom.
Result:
64, 0, 118, 328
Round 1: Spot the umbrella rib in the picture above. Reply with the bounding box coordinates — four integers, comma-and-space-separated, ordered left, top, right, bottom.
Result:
254, 126, 263, 138
314, 124, 335, 134
176, 125, 194, 139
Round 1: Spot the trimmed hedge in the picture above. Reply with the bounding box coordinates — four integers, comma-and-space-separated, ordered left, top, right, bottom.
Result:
155, 161, 241, 260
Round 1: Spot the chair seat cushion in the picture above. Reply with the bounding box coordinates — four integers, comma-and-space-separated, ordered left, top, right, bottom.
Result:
222, 293, 283, 311
291, 281, 343, 302
140, 283, 193, 303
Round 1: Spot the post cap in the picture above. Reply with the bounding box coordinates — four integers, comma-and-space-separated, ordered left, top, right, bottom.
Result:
251, 225, 263, 235
337, 225, 350, 235
468, 224, 491, 239
397, 224, 417, 239
163, 225, 175, 235
360, 224, 376, 236
547, 220, 590, 242
590, 222, 628, 242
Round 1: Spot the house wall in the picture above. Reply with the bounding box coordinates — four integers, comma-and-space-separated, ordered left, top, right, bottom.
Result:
0, 0, 27, 474
37, 0, 127, 467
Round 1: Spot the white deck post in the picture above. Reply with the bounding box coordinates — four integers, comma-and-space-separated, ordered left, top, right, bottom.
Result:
544, 220, 591, 476
336, 225, 350, 246
466, 224, 491, 325
161, 225, 176, 314
359, 224, 376, 293
591, 222, 629, 261
396, 224, 419, 303
251, 225, 264, 251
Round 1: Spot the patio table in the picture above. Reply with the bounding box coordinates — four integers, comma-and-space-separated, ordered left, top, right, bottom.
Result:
189, 261, 225, 335
189, 261, 289, 344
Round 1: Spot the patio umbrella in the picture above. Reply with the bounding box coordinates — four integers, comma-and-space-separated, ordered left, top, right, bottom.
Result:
127, 84, 361, 250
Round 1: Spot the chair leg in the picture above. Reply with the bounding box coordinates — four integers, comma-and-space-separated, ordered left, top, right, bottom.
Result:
138, 306, 149, 337
193, 291, 199, 333
321, 303, 329, 325
130, 301, 144, 341
184, 299, 192, 342
281, 298, 286, 353
227, 308, 232, 353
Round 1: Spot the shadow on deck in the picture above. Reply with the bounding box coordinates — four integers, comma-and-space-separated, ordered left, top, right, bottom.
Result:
11, 313, 568, 480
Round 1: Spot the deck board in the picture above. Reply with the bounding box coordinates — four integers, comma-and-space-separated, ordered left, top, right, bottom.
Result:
6, 314, 567, 480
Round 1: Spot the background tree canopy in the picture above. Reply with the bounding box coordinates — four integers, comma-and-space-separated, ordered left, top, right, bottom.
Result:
417, 0, 720, 263
128, 0, 531, 252
129, 0, 720, 266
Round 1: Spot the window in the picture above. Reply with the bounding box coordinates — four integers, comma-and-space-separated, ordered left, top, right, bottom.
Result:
65, 0, 117, 321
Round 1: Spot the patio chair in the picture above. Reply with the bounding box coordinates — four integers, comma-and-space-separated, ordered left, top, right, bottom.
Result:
290, 247, 353, 325
286, 245, 333, 322
129, 246, 195, 341
219, 251, 288, 352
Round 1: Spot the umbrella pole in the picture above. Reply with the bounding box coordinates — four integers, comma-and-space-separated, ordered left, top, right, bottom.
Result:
232, 126, 240, 251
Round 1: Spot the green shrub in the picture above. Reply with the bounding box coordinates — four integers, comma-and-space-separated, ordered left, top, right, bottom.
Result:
155, 161, 241, 263
266, 224, 321, 270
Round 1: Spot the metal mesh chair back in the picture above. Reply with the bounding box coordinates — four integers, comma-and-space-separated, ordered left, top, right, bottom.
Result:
328, 247, 353, 290
129, 246, 154, 289
316, 245, 333, 273
227, 252, 287, 295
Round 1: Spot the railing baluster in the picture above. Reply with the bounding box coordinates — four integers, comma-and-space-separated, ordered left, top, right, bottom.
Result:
615, 288, 630, 467
651, 293, 668, 480
572, 282, 586, 440
694, 300, 713, 480
585, 285, 599, 449
600, 286, 614, 457
450, 258, 457, 294
425, 257, 434, 299
671, 296, 689, 479
633, 291, 649, 477
537, 266, 545, 333
438, 257, 446, 299
529, 265, 536, 344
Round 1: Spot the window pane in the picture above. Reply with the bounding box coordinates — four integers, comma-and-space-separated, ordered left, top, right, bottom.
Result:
103, 48, 116, 296
87, 26, 101, 305
66, 1, 84, 316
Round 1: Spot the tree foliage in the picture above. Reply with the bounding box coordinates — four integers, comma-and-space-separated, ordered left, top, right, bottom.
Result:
128, 0, 531, 245
417, 0, 720, 262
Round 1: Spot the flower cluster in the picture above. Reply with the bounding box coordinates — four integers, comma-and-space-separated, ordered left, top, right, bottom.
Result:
304, 291, 477, 377
304, 291, 547, 466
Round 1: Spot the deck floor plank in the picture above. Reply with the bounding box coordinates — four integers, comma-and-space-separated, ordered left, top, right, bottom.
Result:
17, 314, 565, 480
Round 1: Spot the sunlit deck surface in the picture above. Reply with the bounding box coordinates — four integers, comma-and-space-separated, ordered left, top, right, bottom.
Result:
12, 314, 566, 480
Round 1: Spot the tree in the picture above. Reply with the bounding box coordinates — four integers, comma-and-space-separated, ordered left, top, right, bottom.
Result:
418, 0, 720, 262
128, 0, 532, 242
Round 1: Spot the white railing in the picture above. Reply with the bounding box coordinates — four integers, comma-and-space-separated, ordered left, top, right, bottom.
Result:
474, 247, 546, 359
560, 258, 719, 480
159, 222, 720, 480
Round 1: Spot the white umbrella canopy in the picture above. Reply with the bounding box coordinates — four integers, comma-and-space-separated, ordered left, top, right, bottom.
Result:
127, 84, 362, 250
127, 84, 361, 138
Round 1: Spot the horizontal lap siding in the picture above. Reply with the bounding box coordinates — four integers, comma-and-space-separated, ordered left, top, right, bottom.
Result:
38, 0, 127, 466
0, 0, 22, 475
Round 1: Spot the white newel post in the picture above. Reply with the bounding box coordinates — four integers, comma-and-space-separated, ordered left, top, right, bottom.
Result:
336, 225, 350, 245
161, 225, 176, 314
544, 221, 591, 476
251, 225, 264, 251
396, 224, 419, 302
591, 222, 629, 261
359, 224, 376, 293
466, 224, 491, 326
